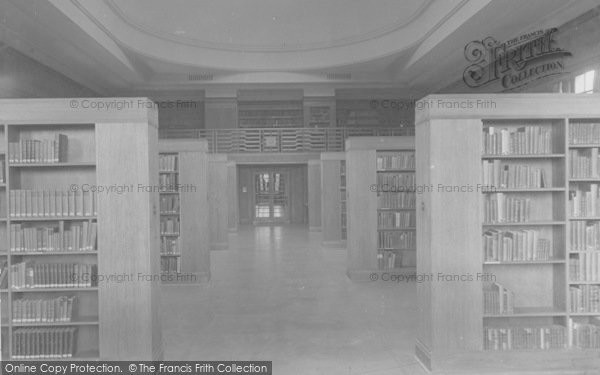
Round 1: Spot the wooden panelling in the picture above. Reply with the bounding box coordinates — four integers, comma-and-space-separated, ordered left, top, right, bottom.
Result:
178, 143, 210, 281
227, 161, 239, 232
320, 152, 344, 246
346, 147, 378, 274
208, 154, 229, 250
96, 120, 162, 360
307, 160, 321, 231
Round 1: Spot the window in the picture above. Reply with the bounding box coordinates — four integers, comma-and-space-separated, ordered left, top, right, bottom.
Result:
574, 70, 595, 93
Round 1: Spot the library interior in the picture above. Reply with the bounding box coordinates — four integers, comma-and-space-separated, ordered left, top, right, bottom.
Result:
1, 0, 600, 374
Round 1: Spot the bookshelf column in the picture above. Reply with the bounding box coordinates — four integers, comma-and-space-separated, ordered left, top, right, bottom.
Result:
96, 120, 162, 360
208, 154, 228, 250
307, 159, 321, 232
159, 139, 210, 283
320, 152, 345, 246
415, 118, 483, 371
227, 161, 239, 233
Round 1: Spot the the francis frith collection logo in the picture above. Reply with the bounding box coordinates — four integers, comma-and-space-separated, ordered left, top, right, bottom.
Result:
463, 28, 572, 91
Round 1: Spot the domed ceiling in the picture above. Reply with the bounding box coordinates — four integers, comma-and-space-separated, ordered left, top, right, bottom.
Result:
0, 0, 595, 94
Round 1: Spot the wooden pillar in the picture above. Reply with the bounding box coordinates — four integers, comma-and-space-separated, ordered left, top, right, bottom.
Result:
320, 152, 344, 246
227, 161, 239, 233
415, 118, 483, 371
307, 159, 321, 232
208, 154, 229, 250
96, 118, 163, 360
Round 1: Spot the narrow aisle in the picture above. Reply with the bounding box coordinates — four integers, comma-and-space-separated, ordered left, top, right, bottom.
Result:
161, 225, 424, 375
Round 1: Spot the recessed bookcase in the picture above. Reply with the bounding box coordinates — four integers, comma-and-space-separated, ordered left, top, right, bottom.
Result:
415, 94, 600, 373
346, 136, 416, 281
238, 101, 303, 128
336, 100, 412, 128
158, 139, 209, 283
0, 98, 162, 361
304, 98, 335, 128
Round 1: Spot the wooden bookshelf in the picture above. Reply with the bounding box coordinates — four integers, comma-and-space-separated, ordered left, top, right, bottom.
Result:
0, 98, 162, 360
320, 152, 345, 246
336, 100, 412, 128
415, 93, 600, 374
158, 139, 209, 283
346, 137, 416, 281
238, 101, 303, 128
304, 98, 335, 128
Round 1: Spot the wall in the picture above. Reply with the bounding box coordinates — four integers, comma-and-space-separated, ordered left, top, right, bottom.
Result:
0, 47, 97, 98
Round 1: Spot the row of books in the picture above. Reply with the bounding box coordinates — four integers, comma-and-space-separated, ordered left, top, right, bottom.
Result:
482, 126, 553, 155
8, 134, 68, 164
483, 325, 566, 350
481, 161, 548, 189
376, 153, 415, 170
572, 318, 600, 348
239, 109, 302, 118
376, 173, 415, 188
570, 221, 600, 251
570, 123, 600, 145
570, 285, 600, 313
161, 257, 180, 273
483, 229, 552, 262
10, 222, 97, 252
378, 231, 415, 250
160, 195, 180, 214
483, 194, 532, 223
0, 159, 4, 183
158, 154, 178, 172
377, 211, 415, 229
12, 296, 77, 323
569, 149, 600, 178
377, 192, 415, 209
483, 283, 514, 314
377, 251, 400, 270
568, 185, 600, 217
160, 217, 180, 235
10, 262, 97, 289
159, 174, 178, 187
160, 237, 179, 255
569, 253, 600, 282
12, 327, 77, 359
9, 189, 97, 218
0, 260, 8, 288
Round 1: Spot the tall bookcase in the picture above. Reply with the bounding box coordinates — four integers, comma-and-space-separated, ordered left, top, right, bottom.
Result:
304, 98, 335, 128
336, 100, 412, 128
0, 98, 162, 360
238, 101, 303, 128
415, 94, 600, 373
320, 152, 345, 246
346, 137, 416, 281
158, 139, 209, 283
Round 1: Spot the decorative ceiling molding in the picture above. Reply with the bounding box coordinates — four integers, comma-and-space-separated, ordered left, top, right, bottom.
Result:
104, 0, 435, 52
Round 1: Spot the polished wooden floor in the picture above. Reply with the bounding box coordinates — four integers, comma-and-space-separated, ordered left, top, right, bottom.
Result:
161, 225, 425, 375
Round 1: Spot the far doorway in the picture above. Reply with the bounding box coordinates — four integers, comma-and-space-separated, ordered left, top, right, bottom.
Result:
254, 171, 288, 224
238, 164, 308, 226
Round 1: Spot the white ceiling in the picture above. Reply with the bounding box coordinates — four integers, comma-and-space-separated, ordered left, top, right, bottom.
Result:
1, 0, 599, 96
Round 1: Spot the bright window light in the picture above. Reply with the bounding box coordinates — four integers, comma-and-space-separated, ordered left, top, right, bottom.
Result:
575, 70, 595, 93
